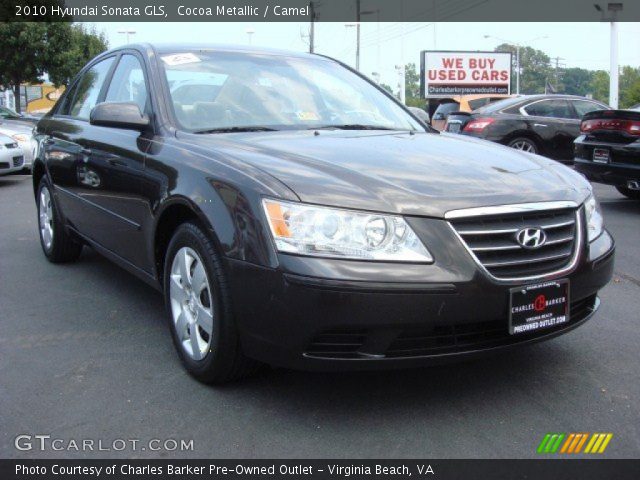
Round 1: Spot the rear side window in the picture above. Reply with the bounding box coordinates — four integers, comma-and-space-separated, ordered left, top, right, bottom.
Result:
572, 100, 605, 118
105, 54, 148, 113
68, 57, 115, 120
434, 102, 459, 118
523, 99, 573, 119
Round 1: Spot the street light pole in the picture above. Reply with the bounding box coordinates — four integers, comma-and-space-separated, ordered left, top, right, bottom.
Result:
117, 29, 136, 44
609, 20, 619, 108
355, 0, 361, 71
516, 45, 520, 95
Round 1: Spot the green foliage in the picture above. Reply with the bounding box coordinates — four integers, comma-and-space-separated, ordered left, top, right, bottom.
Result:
404, 63, 421, 99
379, 83, 394, 94
619, 66, 640, 108
46, 24, 109, 87
558, 68, 594, 96
494, 43, 552, 94
589, 70, 610, 104
0, 22, 107, 112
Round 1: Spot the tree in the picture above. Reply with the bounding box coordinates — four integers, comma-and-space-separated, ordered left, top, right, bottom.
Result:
0, 22, 108, 112
619, 66, 640, 108
589, 70, 609, 104
0, 23, 49, 112
494, 43, 552, 94
404, 63, 421, 100
46, 24, 109, 87
559, 68, 593, 96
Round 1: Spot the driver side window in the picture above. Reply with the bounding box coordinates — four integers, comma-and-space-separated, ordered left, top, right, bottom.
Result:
104, 54, 149, 114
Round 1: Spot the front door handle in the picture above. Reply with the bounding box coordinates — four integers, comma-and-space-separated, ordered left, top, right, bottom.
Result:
80, 148, 93, 156
533, 123, 548, 128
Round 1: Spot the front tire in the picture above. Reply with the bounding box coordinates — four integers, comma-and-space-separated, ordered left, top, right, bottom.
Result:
615, 185, 640, 200
508, 137, 539, 154
163, 222, 259, 383
37, 178, 83, 263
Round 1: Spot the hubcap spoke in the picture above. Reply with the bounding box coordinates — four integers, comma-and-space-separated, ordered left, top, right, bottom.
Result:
191, 261, 207, 294
189, 324, 203, 360
196, 303, 213, 335
170, 274, 189, 303
175, 311, 189, 340
39, 187, 53, 250
179, 249, 192, 288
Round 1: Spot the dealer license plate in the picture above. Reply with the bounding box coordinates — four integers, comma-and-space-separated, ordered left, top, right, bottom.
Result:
593, 148, 610, 164
509, 280, 569, 335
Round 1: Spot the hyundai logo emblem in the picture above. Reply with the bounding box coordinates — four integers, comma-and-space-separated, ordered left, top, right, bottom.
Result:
516, 227, 547, 249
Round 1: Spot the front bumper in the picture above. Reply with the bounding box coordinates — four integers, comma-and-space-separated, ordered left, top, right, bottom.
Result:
226, 226, 615, 371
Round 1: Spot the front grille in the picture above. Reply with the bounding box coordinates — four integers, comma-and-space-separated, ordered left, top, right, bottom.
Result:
449, 207, 579, 279
12, 156, 24, 168
305, 295, 597, 360
0, 162, 9, 169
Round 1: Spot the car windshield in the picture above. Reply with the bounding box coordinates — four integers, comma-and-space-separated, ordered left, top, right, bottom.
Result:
161, 50, 422, 132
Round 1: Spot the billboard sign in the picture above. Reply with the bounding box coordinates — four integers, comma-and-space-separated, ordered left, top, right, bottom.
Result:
420, 51, 512, 97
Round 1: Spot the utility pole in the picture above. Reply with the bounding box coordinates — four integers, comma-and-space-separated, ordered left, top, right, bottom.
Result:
309, 1, 315, 53
553, 56, 565, 90
355, 0, 361, 71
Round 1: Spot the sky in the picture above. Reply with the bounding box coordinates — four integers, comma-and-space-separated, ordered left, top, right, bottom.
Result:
90, 22, 640, 90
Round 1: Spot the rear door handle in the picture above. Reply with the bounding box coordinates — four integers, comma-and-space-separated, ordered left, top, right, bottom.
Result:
534, 123, 548, 128
80, 148, 93, 155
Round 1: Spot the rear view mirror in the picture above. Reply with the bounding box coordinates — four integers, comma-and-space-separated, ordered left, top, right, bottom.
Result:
90, 102, 150, 131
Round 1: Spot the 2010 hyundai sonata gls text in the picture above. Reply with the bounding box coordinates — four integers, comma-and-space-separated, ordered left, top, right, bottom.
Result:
32, 44, 615, 383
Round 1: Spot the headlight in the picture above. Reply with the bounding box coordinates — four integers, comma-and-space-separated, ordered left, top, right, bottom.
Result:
12, 133, 30, 143
262, 199, 433, 262
585, 194, 604, 242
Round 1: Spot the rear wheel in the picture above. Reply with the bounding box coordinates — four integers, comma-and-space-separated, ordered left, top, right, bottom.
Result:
37, 178, 83, 263
164, 222, 259, 383
615, 185, 640, 200
508, 137, 539, 154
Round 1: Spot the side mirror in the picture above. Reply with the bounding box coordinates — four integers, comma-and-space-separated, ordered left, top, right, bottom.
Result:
90, 102, 149, 131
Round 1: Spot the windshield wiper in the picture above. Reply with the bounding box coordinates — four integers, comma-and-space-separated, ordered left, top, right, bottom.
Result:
310, 124, 402, 131
194, 126, 278, 134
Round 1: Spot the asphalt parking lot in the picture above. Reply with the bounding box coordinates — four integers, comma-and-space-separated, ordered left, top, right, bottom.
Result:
1, 174, 638, 459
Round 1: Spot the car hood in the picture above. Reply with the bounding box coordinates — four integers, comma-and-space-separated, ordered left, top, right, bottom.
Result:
180, 130, 591, 218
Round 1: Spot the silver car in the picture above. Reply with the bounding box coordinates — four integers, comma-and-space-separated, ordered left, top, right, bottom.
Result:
0, 133, 25, 175
0, 121, 36, 170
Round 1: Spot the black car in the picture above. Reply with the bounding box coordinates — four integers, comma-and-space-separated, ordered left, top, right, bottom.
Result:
32, 44, 614, 383
574, 107, 640, 199
444, 95, 609, 163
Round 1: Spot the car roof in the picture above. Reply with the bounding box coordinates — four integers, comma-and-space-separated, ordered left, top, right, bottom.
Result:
107, 42, 320, 60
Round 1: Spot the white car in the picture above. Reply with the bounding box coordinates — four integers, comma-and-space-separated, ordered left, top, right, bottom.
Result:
0, 122, 36, 170
0, 133, 25, 175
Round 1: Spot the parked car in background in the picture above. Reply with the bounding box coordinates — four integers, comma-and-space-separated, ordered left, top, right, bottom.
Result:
0, 106, 39, 124
574, 107, 640, 199
430, 94, 512, 131
444, 95, 609, 163
0, 121, 36, 171
0, 133, 25, 175
408, 106, 430, 124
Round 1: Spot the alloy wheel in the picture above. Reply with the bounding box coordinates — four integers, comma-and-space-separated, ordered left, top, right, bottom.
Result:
39, 186, 54, 250
169, 247, 214, 361
510, 139, 536, 153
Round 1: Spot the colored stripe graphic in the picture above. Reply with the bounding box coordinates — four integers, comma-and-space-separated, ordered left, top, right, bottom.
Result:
585, 433, 613, 454
540, 433, 613, 454
537, 433, 565, 453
